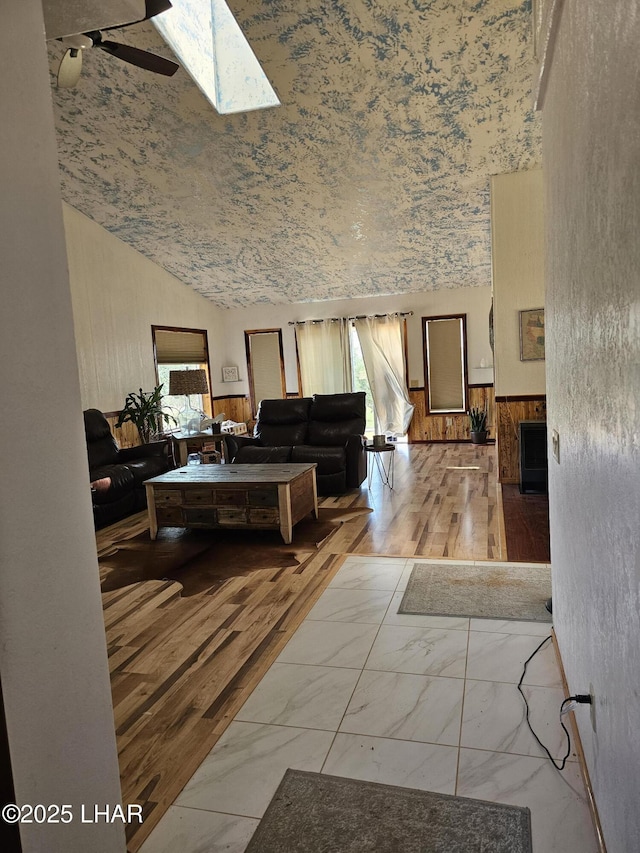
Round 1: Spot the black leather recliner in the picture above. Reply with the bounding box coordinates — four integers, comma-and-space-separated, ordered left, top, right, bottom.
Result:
225, 393, 367, 496
84, 408, 171, 529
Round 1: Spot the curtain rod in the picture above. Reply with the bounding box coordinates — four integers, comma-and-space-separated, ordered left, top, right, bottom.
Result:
288, 318, 341, 325
348, 311, 413, 320
289, 311, 413, 326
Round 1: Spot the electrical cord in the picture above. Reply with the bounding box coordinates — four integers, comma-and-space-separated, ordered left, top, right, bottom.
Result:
517, 635, 591, 772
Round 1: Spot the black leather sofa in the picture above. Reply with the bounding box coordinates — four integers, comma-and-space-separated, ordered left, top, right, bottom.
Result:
225, 393, 367, 496
84, 408, 171, 529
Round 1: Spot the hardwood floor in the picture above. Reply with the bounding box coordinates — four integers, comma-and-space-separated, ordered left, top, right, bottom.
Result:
502, 483, 551, 562
319, 442, 503, 560
96, 443, 509, 850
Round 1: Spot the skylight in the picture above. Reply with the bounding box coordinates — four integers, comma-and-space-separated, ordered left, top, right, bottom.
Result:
153, 0, 280, 115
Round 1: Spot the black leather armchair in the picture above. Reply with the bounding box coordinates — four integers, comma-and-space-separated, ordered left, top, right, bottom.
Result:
84, 408, 171, 529
225, 393, 367, 496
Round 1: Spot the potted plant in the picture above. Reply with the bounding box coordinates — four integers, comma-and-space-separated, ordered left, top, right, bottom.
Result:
116, 385, 177, 444
468, 407, 488, 444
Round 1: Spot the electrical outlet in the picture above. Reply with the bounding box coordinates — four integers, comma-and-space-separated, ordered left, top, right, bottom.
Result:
551, 429, 560, 463
410, 379, 420, 388
589, 683, 596, 732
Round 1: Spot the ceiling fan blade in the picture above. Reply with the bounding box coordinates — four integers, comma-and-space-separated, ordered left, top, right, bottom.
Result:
57, 48, 83, 88
98, 41, 179, 76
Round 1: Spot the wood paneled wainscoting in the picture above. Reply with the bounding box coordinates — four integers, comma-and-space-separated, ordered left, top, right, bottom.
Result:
407, 385, 494, 443
104, 413, 140, 449
212, 394, 253, 425
495, 395, 546, 483
108, 389, 498, 450
103, 396, 254, 450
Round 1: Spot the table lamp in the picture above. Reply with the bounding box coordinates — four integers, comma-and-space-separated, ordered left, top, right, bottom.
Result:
169, 368, 209, 434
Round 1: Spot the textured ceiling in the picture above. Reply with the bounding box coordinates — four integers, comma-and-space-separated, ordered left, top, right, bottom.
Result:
49, 0, 540, 308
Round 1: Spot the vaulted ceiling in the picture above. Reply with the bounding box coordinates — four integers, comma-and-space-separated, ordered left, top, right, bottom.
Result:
49, 0, 540, 308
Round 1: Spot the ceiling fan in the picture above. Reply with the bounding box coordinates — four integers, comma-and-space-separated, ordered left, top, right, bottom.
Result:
57, 0, 179, 88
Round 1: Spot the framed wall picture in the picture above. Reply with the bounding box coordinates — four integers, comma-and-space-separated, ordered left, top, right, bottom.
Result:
519, 308, 545, 361
222, 365, 239, 382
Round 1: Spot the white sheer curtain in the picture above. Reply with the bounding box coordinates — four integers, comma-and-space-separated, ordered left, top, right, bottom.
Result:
353, 315, 414, 435
295, 319, 353, 396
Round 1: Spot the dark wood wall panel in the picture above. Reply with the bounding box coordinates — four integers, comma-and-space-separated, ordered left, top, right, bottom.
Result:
495, 397, 546, 483
103, 397, 254, 449
212, 395, 253, 426
407, 385, 494, 443
103, 414, 139, 449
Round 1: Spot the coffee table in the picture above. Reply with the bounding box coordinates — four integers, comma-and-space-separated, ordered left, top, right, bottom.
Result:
144, 463, 318, 544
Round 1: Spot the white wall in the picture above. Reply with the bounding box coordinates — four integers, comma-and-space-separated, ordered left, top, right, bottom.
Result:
544, 2, 640, 850
64, 204, 226, 410
0, 3, 124, 850
491, 170, 546, 396
218, 287, 493, 396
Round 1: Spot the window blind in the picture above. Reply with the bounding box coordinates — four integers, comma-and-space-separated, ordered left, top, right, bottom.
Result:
427, 318, 465, 410
155, 329, 207, 364
249, 333, 284, 402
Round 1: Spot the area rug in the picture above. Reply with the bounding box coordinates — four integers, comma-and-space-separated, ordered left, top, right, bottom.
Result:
98, 506, 371, 596
399, 562, 552, 622
245, 770, 532, 853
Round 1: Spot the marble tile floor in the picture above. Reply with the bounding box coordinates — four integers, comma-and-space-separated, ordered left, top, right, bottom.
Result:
140, 556, 599, 853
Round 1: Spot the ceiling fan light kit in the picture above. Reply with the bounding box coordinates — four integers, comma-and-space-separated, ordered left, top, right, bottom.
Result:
57, 48, 83, 89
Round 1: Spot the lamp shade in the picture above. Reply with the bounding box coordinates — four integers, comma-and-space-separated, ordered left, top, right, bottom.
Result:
169, 369, 209, 395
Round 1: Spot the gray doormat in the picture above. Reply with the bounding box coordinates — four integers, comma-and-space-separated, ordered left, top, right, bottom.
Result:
399, 562, 552, 622
245, 770, 532, 852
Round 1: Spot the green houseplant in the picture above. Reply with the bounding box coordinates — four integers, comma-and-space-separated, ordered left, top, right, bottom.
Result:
468, 406, 488, 445
116, 385, 177, 444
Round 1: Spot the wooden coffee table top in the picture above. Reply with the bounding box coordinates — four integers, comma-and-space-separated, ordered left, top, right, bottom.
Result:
145, 463, 317, 487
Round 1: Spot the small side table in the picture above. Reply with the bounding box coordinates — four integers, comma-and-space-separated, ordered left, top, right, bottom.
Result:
171, 432, 228, 466
365, 443, 395, 490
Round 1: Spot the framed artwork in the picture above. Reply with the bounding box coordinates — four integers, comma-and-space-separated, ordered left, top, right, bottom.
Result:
222, 365, 239, 382
519, 308, 545, 361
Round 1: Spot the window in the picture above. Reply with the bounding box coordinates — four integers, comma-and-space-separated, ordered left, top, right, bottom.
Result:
152, 326, 213, 423
349, 325, 376, 435
245, 329, 286, 415
295, 319, 352, 398
352, 315, 414, 436
153, 0, 280, 115
294, 315, 412, 437
422, 314, 468, 414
